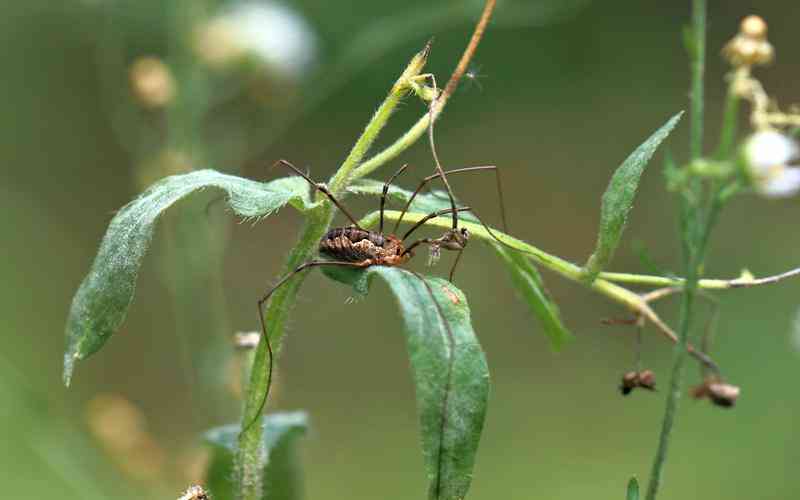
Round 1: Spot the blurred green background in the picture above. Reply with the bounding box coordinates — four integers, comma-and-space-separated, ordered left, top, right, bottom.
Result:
2, 0, 799, 498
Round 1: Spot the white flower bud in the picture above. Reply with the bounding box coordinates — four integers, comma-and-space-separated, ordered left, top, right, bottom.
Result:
743, 131, 800, 198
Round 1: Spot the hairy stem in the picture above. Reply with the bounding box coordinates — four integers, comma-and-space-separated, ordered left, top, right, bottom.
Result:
352, 0, 497, 179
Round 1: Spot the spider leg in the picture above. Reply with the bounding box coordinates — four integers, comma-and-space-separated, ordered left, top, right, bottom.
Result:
272, 159, 365, 229
244, 258, 372, 432
380, 163, 410, 234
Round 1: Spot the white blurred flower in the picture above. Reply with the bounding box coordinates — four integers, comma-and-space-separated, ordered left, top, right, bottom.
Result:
194, 1, 316, 79
743, 130, 800, 198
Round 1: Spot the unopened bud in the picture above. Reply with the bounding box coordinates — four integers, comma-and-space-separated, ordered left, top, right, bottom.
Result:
723, 15, 774, 67
740, 15, 768, 40
129, 57, 175, 109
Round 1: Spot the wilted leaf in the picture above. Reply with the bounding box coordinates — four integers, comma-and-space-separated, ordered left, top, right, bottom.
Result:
627, 476, 640, 500
205, 412, 309, 500
493, 244, 572, 350
334, 266, 488, 500
63, 170, 311, 385
583, 112, 683, 283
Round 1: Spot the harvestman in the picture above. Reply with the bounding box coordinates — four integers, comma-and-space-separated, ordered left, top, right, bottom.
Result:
249, 158, 509, 423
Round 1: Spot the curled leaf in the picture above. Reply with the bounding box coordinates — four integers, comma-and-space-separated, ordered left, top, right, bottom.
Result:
333, 266, 488, 499
205, 412, 309, 500
493, 244, 572, 350
583, 112, 683, 283
63, 170, 311, 385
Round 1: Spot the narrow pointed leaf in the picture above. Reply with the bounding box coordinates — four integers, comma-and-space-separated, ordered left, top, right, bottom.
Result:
493, 244, 572, 350
205, 412, 309, 500
63, 170, 311, 385
583, 112, 683, 283
626, 476, 640, 500
334, 266, 488, 500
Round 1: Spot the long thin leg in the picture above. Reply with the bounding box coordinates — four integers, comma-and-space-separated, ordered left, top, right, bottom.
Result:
391, 165, 508, 235
425, 73, 460, 231
380, 163, 410, 234
402, 206, 471, 242
245, 258, 371, 431
272, 159, 365, 230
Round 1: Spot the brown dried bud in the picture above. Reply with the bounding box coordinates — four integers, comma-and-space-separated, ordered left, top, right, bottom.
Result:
620, 371, 638, 395
620, 370, 656, 396
129, 56, 175, 109
706, 382, 741, 407
637, 370, 656, 391
691, 378, 740, 408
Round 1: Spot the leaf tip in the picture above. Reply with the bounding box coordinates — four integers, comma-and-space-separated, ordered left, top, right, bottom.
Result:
626, 476, 640, 500
62, 353, 76, 387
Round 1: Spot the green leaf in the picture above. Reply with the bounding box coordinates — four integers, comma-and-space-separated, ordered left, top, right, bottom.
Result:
205, 412, 309, 500
63, 170, 311, 385
626, 476, 640, 500
492, 244, 572, 350
583, 112, 683, 283
336, 266, 488, 500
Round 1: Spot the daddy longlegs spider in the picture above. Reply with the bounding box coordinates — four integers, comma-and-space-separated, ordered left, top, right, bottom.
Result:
248, 157, 510, 428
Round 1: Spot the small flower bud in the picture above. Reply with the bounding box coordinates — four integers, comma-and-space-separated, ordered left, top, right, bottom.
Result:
723, 15, 774, 67
129, 56, 175, 109
740, 15, 768, 40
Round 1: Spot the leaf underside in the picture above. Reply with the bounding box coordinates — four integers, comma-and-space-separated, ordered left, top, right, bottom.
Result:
584, 112, 684, 283
333, 266, 488, 500
205, 412, 309, 500
63, 170, 311, 385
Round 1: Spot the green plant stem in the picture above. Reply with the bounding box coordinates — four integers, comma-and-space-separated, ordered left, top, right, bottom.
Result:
689, 0, 705, 162
715, 88, 740, 159
647, 2, 706, 498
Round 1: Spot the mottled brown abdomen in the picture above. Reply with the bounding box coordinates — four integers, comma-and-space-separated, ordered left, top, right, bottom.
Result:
319, 226, 386, 262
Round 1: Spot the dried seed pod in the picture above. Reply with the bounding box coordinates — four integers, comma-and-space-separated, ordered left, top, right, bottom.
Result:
619, 370, 656, 396
691, 377, 740, 408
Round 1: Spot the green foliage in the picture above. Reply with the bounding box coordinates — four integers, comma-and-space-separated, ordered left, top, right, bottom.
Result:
205, 412, 309, 500
493, 244, 572, 349
332, 266, 488, 500
62, 170, 311, 385
583, 112, 683, 283
627, 476, 640, 500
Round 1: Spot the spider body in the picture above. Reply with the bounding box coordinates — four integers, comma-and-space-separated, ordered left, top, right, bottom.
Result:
319, 226, 411, 266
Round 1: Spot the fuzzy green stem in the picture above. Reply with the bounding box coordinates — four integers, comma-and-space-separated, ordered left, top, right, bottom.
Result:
327, 43, 432, 195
